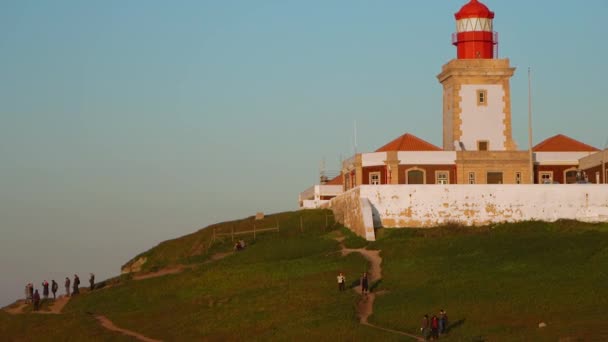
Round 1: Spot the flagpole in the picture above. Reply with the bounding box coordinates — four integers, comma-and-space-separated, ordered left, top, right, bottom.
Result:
528, 67, 534, 184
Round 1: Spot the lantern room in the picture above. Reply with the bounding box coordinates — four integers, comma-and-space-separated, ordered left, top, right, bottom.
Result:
453, 0, 497, 59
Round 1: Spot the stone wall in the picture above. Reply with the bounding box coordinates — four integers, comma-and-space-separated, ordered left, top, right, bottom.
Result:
358, 184, 608, 228
329, 185, 608, 235
328, 188, 376, 241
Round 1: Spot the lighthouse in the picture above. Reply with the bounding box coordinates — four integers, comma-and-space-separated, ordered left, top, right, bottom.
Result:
453, 0, 497, 59
437, 0, 530, 184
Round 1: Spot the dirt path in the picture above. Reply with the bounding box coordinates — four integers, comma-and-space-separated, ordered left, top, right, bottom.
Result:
3, 296, 71, 315
95, 315, 162, 342
336, 236, 423, 341
133, 251, 234, 281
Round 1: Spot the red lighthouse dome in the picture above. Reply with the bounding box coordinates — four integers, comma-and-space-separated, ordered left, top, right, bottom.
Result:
453, 0, 497, 59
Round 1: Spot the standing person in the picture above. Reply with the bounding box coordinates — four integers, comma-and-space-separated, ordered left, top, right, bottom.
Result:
337, 272, 346, 291
28, 283, 34, 302
33, 290, 40, 311
439, 309, 448, 335
430, 315, 439, 340
89, 273, 95, 291
64, 277, 71, 297
24, 284, 30, 304
72, 274, 80, 295
421, 314, 430, 341
42, 280, 49, 300
51, 280, 58, 300
360, 272, 369, 296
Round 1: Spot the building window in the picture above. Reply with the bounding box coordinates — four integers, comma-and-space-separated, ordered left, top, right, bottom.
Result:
436, 171, 449, 184
369, 172, 381, 185
515, 172, 522, 184
468, 172, 476, 184
406, 168, 425, 184
477, 89, 488, 106
564, 169, 578, 184
539, 171, 553, 184
487, 172, 503, 184
477, 141, 489, 151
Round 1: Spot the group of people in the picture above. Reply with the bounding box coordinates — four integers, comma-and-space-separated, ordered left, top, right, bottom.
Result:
421, 310, 449, 340
24, 273, 95, 311
336, 271, 369, 295
233, 240, 247, 251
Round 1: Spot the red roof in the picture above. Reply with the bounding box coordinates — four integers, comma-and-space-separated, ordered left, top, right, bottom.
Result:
326, 175, 342, 185
375, 133, 442, 152
455, 0, 495, 20
533, 134, 599, 152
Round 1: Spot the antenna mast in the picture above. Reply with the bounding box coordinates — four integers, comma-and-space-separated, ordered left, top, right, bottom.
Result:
528, 67, 534, 184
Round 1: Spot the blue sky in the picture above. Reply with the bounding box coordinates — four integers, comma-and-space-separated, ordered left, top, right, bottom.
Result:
1, 0, 607, 305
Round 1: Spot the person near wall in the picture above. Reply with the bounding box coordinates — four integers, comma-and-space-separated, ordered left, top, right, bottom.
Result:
337, 272, 346, 291
420, 314, 431, 340
360, 272, 369, 296
72, 274, 80, 295
33, 290, 40, 311
64, 277, 71, 297
89, 273, 95, 291
51, 280, 58, 300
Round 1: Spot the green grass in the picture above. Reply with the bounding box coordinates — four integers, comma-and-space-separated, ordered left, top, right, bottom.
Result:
3, 212, 608, 341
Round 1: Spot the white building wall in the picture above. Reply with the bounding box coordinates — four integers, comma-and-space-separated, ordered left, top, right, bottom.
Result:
397, 151, 456, 165
459, 84, 506, 151
362, 152, 387, 167
535, 152, 596, 165
357, 184, 608, 227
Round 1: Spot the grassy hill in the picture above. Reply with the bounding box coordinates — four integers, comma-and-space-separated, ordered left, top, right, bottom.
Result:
2, 210, 608, 341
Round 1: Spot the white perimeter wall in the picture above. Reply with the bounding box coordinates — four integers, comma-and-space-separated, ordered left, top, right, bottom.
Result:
358, 184, 608, 228
460, 84, 505, 151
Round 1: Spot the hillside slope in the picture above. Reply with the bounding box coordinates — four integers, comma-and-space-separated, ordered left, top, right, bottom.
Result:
3, 211, 608, 341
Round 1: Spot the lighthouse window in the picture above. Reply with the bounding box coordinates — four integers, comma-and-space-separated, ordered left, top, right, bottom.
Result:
477, 90, 488, 106
369, 172, 381, 185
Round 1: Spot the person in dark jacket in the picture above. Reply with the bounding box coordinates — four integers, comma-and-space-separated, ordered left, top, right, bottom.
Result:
51, 280, 58, 300
360, 272, 369, 296
72, 275, 80, 295
33, 290, 41, 311
89, 273, 95, 291
439, 309, 448, 335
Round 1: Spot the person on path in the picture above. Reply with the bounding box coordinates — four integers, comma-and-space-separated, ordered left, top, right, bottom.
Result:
430, 315, 439, 340
360, 272, 369, 296
421, 314, 430, 341
72, 274, 80, 295
42, 280, 49, 300
337, 272, 346, 291
439, 309, 448, 335
65, 277, 71, 297
33, 290, 40, 311
51, 280, 58, 300
89, 273, 95, 291
28, 283, 34, 302
24, 284, 30, 304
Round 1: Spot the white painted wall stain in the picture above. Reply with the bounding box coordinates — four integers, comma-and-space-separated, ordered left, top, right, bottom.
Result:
357, 184, 608, 228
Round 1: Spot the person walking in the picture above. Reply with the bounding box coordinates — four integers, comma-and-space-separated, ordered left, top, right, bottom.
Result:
42, 280, 49, 300
51, 280, 58, 300
64, 277, 71, 297
439, 309, 448, 335
337, 272, 346, 291
360, 272, 369, 296
421, 314, 430, 341
33, 290, 40, 311
72, 274, 80, 295
89, 273, 95, 291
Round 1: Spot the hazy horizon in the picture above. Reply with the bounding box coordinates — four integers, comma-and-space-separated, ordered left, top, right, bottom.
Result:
2, 0, 607, 307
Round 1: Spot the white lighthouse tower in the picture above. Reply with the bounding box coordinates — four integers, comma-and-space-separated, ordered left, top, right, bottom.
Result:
437, 0, 516, 152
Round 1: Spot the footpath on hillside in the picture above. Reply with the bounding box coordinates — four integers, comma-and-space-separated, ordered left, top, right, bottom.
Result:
335, 235, 424, 341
